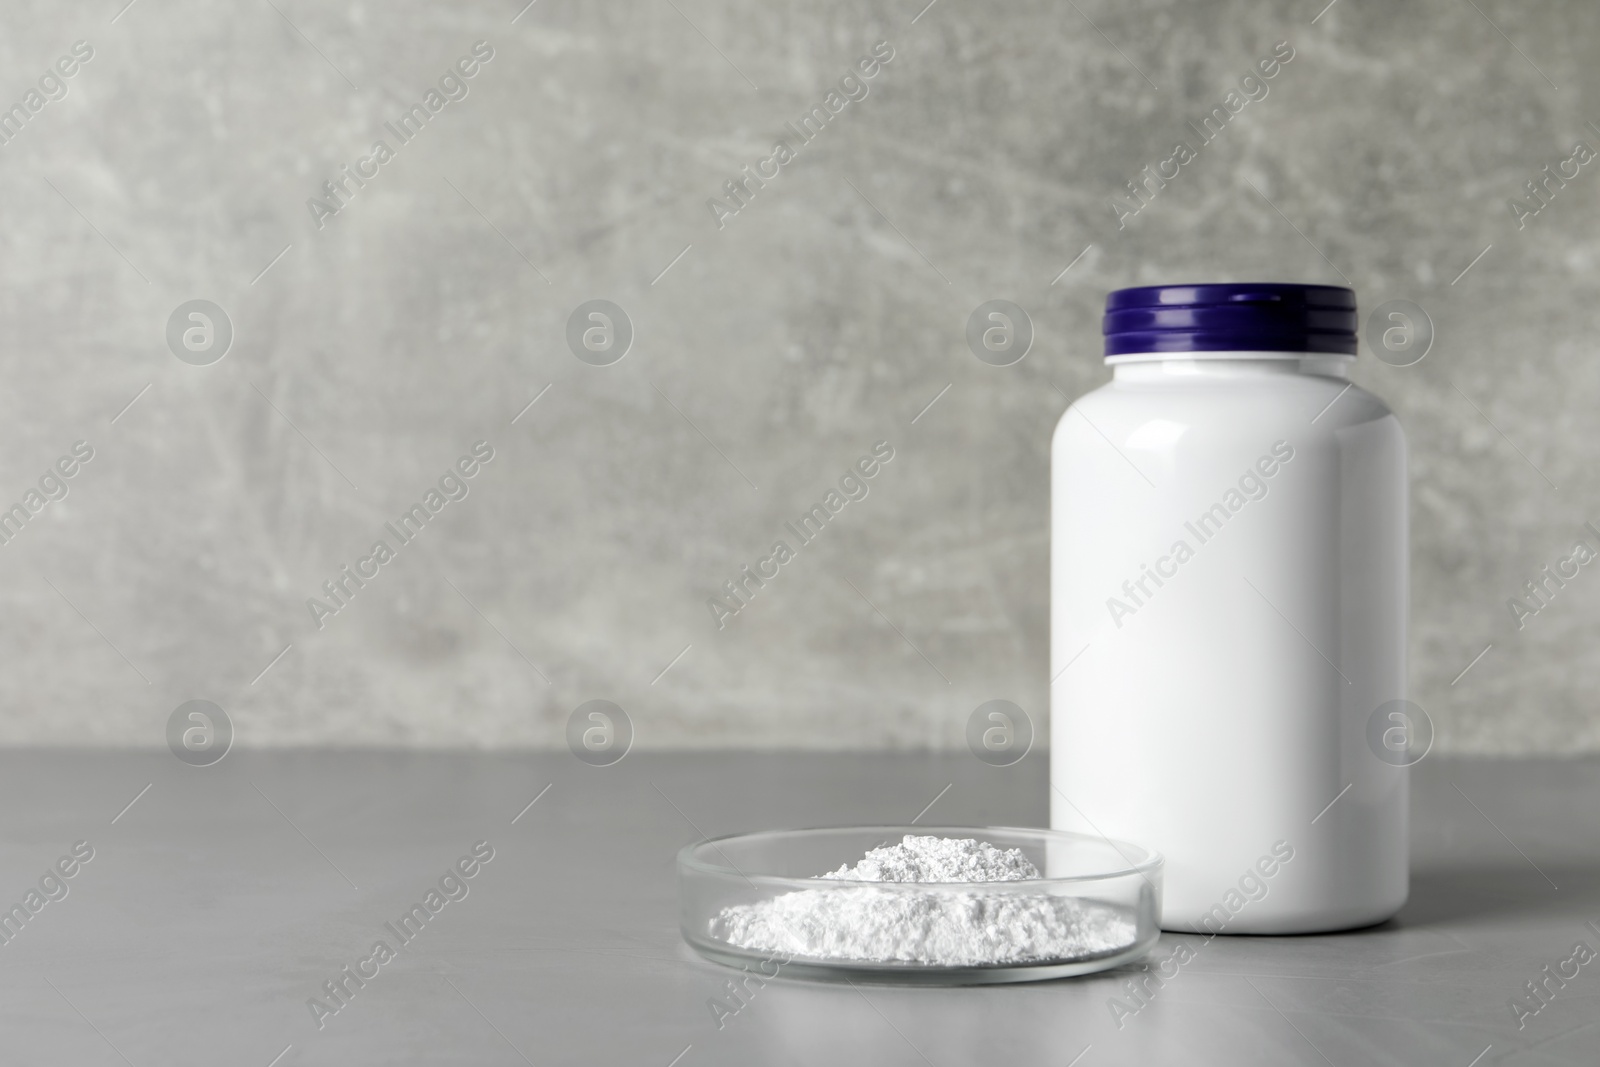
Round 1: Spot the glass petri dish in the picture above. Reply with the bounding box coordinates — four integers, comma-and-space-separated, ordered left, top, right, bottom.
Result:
677, 825, 1162, 985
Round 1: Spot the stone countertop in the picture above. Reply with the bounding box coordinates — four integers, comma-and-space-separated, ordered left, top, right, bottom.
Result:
0, 750, 1594, 1065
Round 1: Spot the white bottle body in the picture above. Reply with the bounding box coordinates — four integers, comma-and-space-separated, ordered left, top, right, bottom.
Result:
1050, 353, 1407, 934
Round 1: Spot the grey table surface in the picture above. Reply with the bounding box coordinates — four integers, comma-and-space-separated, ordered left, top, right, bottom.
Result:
0, 750, 1595, 1066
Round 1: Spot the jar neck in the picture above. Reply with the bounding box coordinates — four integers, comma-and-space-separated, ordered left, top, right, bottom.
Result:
1108, 351, 1354, 381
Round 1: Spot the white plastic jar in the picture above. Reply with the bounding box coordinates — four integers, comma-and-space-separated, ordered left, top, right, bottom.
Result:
1050, 284, 1407, 934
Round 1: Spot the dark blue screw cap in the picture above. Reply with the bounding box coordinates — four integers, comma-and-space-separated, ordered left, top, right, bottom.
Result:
1103, 283, 1358, 357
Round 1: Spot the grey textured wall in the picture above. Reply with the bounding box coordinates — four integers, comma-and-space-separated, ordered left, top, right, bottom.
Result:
0, 0, 1595, 752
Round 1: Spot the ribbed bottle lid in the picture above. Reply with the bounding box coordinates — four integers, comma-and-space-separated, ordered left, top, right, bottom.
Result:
1103, 283, 1358, 357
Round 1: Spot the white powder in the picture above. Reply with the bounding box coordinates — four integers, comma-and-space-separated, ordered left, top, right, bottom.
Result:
822, 834, 1040, 883
715, 835, 1136, 967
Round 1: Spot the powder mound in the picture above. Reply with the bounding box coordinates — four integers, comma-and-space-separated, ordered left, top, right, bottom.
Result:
821, 834, 1039, 883
713, 835, 1136, 966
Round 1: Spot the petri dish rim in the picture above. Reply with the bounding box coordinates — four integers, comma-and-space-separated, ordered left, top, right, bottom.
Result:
676, 823, 1164, 892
